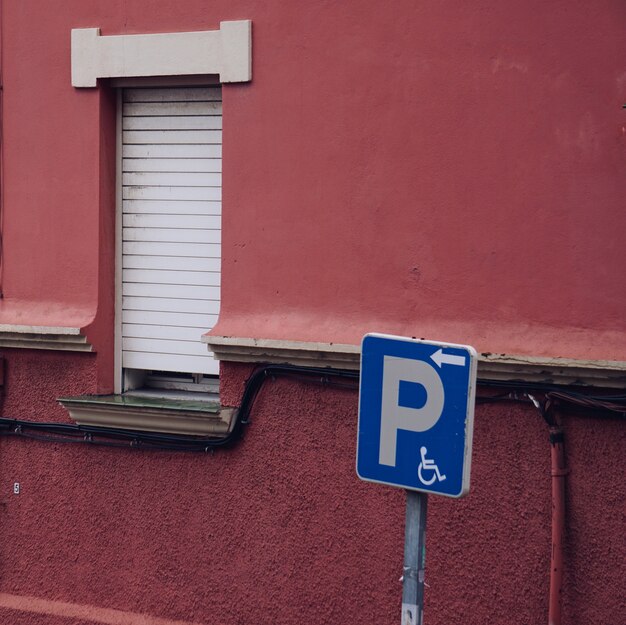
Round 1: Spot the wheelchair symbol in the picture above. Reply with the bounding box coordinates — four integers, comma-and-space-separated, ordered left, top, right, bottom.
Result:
417, 446, 446, 486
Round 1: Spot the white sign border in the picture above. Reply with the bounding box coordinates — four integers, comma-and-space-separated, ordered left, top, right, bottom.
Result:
356, 332, 478, 498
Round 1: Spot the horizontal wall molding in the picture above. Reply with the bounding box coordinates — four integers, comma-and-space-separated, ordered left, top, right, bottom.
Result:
72, 20, 252, 87
0, 325, 92, 352
204, 335, 626, 388
205, 336, 361, 370
59, 394, 234, 436
473, 353, 626, 387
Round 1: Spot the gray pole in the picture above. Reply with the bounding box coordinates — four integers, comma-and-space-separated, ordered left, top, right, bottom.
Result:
401, 490, 428, 625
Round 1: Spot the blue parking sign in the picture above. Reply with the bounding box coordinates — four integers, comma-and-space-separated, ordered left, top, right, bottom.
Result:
356, 334, 477, 497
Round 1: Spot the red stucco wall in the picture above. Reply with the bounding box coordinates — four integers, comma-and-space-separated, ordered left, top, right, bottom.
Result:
216, 1, 626, 361
0, 359, 623, 623
1, 1, 625, 361
0, 1, 623, 623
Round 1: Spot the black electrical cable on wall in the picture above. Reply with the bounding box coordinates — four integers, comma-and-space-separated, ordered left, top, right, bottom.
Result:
0, 364, 622, 454
0, 364, 359, 452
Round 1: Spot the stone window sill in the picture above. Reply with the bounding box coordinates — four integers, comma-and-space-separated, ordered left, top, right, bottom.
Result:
58, 394, 235, 436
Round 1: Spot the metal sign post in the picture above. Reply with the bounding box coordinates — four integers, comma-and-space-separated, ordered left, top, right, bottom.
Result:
402, 491, 428, 625
356, 333, 477, 624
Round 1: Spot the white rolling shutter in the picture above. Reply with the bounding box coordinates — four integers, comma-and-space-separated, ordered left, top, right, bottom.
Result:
121, 87, 221, 375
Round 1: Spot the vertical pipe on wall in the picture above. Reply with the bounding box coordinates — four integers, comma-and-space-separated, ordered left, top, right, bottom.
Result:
528, 395, 568, 625
548, 425, 567, 625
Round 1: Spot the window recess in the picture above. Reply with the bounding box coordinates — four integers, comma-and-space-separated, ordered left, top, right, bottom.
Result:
62, 86, 226, 435
120, 86, 222, 394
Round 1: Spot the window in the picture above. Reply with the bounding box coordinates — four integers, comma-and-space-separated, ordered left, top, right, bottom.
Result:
119, 86, 222, 397
63, 25, 250, 433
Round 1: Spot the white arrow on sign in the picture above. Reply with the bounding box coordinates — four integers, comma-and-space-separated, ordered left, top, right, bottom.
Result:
430, 348, 466, 368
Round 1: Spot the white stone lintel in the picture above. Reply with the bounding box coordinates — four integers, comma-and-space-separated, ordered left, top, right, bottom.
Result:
72, 21, 252, 87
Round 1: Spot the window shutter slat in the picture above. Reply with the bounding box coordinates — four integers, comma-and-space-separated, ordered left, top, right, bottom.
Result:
122, 86, 221, 376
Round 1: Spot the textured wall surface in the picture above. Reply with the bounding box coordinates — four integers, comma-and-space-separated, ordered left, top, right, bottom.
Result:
214, 1, 626, 361
0, 358, 623, 624
0, 1, 624, 623
0, 0, 625, 360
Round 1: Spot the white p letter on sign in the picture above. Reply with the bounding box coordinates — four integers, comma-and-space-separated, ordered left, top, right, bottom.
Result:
379, 356, 444, 466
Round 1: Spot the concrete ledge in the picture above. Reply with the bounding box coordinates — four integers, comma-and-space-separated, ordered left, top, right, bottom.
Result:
0, 325, 92, 352
59, 394, 234, 436
203, 336, 626, 388
72, 21, 252, 87
204, 336, 361, 370
476, 353, 626, 387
